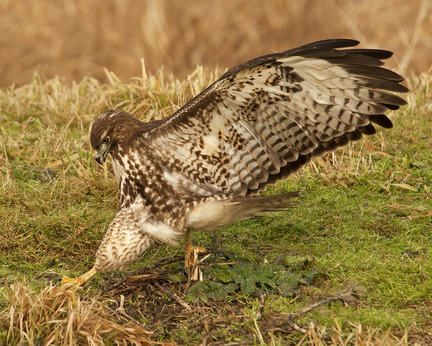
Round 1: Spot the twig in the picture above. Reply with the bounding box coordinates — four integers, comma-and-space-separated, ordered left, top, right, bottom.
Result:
286, 288, 357, 336
286, 315, 308, 334
101, 272, 167, 294
148, 255, 185, 268
256, 293, 267, 320
154, 281, 192, 311
291, 290, 354, 318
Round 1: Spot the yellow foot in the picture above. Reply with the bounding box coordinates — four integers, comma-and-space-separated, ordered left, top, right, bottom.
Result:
61, 267, 98, 287
185, 243, 208, 282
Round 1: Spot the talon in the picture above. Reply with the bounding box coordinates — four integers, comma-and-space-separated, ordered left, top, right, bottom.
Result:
184, 232, 207, 281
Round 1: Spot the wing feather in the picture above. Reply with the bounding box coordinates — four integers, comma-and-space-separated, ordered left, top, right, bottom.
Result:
147, 39, 407, 197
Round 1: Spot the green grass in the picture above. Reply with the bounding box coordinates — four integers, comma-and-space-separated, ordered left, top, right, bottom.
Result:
0, 67, 431, 345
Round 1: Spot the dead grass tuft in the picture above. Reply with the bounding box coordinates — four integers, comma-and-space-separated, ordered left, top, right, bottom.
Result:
1, 282, 155, 345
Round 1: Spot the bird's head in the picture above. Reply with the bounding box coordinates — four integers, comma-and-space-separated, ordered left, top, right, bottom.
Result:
90, 110, 145, 164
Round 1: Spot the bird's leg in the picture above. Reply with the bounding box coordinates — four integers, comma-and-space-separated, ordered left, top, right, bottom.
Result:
184, 230, 207, 281
61, 266, 98, 287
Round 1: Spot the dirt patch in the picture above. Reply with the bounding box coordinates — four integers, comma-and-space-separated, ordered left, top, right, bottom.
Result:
99, 253, 312, 344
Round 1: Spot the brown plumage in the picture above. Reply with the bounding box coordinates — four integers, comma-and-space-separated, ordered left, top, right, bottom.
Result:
62, 39, 407, 286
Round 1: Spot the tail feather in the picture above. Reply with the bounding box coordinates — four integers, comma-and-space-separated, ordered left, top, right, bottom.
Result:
230, 191, 300, 213
187, 191, 300, 231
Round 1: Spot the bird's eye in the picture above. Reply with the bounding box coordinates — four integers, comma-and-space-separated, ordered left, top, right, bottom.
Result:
102, 136, 110, 144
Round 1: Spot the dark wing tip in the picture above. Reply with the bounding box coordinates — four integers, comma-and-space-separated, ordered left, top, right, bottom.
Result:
343, 48, 394, 60
368, 114, 394, 129
296, 38, 360, 50
294, 40, 393, 61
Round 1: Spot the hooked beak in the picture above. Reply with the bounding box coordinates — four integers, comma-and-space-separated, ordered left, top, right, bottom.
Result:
94, 147, 109, 164
94, 154, 104, 164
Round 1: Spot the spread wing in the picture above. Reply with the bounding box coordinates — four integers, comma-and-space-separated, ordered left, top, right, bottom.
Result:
146, 39, 407, 197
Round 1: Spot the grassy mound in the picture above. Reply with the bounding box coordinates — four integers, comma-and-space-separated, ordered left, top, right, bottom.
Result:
1, 67, 431, 344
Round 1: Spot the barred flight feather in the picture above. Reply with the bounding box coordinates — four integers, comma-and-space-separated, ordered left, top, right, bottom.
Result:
82, 39, 407, 276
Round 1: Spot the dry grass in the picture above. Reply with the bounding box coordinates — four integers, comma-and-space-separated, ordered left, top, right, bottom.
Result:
0, 264, 419, 345
1, 0, 431, 86
1, 282, 155, 345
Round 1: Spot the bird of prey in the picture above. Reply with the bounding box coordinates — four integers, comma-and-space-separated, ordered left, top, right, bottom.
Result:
62, 39, 407, 286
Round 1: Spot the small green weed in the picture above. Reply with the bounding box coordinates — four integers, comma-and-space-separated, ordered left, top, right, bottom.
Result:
188, 260, 318, 300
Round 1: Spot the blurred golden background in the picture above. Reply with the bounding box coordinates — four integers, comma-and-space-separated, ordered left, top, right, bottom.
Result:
1, 0, 430, 87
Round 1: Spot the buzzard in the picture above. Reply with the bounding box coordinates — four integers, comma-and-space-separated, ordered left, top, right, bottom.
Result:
62, 39, 407, 286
